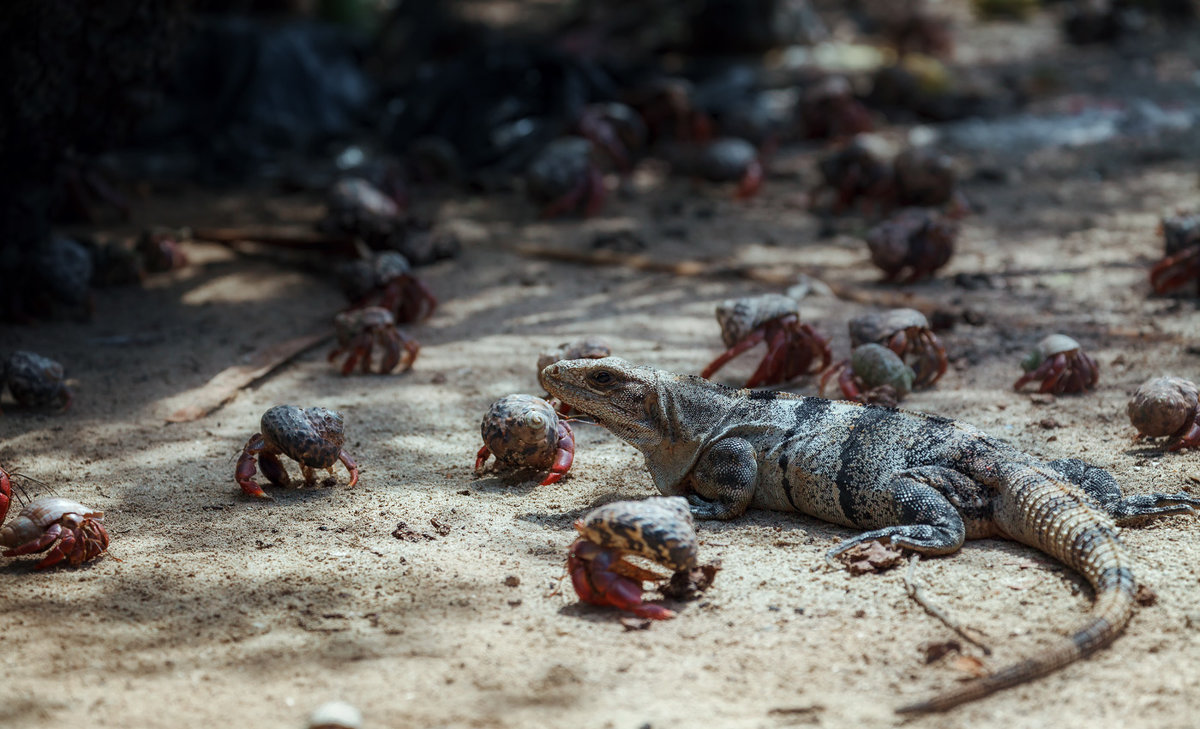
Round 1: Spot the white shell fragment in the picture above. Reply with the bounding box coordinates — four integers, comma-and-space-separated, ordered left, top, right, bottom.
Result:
307, 700, 363, 729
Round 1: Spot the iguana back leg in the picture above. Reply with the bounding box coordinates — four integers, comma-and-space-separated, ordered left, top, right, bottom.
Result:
1047, 458, 1199, 523
826, 467, 983, 566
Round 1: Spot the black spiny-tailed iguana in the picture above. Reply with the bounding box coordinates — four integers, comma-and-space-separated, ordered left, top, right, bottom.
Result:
539, 357, 1199, 713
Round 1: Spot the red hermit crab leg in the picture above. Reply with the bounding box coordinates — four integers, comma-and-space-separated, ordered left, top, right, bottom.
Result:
745, 327, 790, 388
4, 522, 63, 557
1037, 354, 1070, 394
235, 433, 270, 499
474, 445, 493, 472
0, 467, 10, 524
338, 449, 359, 488
700, 328, 767, 380
541, 421, 575, 486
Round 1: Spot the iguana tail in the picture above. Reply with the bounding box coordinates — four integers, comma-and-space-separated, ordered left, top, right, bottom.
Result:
897, 462, 1136, 714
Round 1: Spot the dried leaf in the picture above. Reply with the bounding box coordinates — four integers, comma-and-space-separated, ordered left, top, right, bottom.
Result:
950, 655, 989, 679
661, 560, 722, 600
840, 540, 905, 575
391, 521, 435, 542
163, 332, 332, 422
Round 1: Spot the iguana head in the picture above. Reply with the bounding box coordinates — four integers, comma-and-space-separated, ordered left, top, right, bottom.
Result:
539, 357, 665, 449
540, 357, 734, 495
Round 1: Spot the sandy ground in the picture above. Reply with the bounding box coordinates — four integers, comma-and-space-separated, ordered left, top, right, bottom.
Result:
3, 14, 1200, 729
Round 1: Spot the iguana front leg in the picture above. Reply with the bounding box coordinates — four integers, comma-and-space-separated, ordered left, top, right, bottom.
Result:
1048, 458, 1199, 523
686, 437, 758, 520
826, 467, 976, 566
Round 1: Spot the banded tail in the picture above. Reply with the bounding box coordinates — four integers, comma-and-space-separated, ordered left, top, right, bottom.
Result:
898, 463, 1136, 713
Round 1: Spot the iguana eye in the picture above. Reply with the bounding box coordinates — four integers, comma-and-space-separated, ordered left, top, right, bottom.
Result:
590, 370, 615, 386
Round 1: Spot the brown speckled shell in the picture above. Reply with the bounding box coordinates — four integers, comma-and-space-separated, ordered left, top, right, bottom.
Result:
865, 208, 956, 275
480, 394, 560, 470
1127, 377, 1199, 437
536, 337, 613, 374
4, 351, 70, 408
261, 405, 346, 469
848, 308, 929, 347
715, 294, 799, 348
575, 497, 698, 571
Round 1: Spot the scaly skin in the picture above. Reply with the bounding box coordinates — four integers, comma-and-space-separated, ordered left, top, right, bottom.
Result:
539, 357, 1200, 713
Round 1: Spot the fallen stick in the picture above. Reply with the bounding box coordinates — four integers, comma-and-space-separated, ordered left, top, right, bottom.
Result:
512, 244, 941, 311
163, 331, 333, 423
904, 554, 992, 655
192, 226, 359, 254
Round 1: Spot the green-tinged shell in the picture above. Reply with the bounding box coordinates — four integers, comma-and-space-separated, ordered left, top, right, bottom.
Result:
1127, 376, 1199, 438
575, 496, 698, 571
851, 343, 915, 397
1022, 334, 1081, 372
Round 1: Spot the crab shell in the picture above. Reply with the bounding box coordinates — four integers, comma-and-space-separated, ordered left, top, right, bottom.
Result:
851, 343, 915, 397
695, 138, 758, 182
0, 497, 102, 548
1127, 376, 1199, 438
848, 308, 931, 347
893, 148, 956, 207
1161, 213, 1200, 256
715, 294, 800, 348
1021, 334, 1083, 372
526, 137, 596, 202
574, 496, 698, 572
261, 405, 347, 469
334, 307, 396, 348
865, 207, 957, 276
327, 177, 401, 221
4, 350, 71, 409
536, 337, 613, 374
480, 394, 561, 469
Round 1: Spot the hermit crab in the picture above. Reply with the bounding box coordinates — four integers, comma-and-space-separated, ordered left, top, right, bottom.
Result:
3, 351, 73, 411
1149, 213, 1200, 295
328, 307, 419, 375
0, 468, 108, 569
700, 294, 832, 388
1013, 334, 1099, 395
475, 394, 575, 485
235, 405, 360, 499
525, 137, 606, 218
675, 137, 764, 200
575, 102, 647, 173
842, 308, 947, 388
337, 251, 437, 324
1127, 376, 1199, 450
815, 135, 894, 214
866, 207, 957, 282
820, 343, 915, 406
568, 497, 699, 620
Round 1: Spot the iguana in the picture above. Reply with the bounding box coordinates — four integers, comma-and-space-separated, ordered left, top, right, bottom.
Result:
539, 357, 1199, 713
